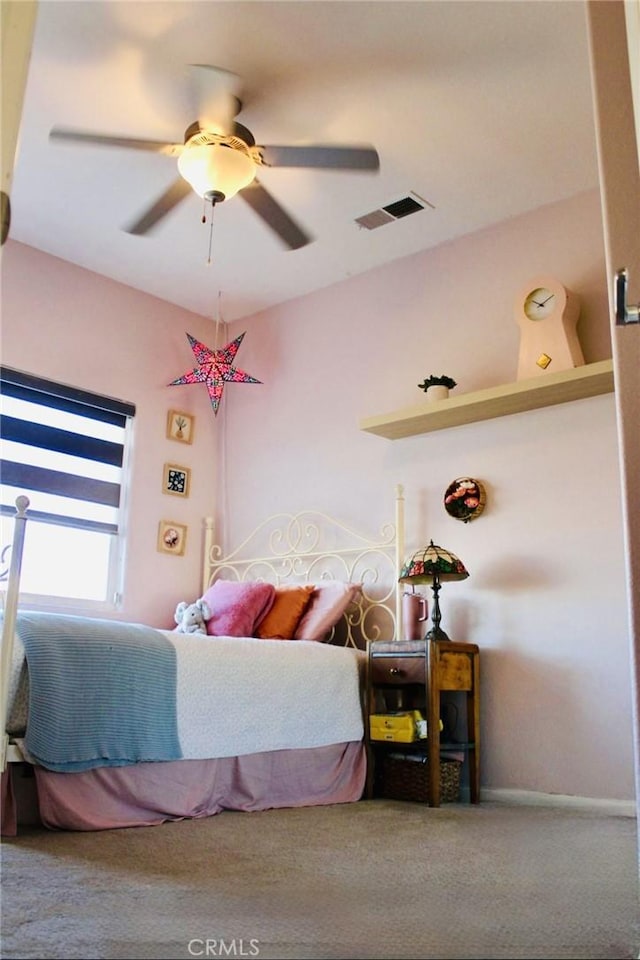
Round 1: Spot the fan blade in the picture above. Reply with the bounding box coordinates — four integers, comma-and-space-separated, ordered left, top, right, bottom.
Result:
258, 144, 379, 171
239, 180, 312, 250
50, 127, 182, 156
125, 178, 193, 235
189, 65, 242, 135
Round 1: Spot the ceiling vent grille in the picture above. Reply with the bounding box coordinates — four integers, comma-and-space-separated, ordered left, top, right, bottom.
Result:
355, 209, 395, 230
355, 192, 433, 230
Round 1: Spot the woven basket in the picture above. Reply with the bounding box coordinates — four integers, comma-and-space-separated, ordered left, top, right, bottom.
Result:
381, 754, 461, 803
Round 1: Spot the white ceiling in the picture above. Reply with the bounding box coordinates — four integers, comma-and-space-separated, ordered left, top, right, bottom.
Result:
9, 0, 600, 324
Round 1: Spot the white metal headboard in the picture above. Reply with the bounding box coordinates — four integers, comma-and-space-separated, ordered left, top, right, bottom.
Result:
202, 484, 406, 649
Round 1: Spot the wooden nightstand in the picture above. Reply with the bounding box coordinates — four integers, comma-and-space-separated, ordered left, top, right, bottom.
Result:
365, 637, 480, 806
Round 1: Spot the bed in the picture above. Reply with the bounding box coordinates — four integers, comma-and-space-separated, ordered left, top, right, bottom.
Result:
1, 487, 405, 833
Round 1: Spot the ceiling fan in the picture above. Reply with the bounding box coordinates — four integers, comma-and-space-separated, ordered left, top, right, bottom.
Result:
49, 65, 380, 250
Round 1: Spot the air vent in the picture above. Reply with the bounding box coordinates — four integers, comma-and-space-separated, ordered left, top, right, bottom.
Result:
383, 196, 424, 219
354, 209, 395, 230
355, 192, 433, 230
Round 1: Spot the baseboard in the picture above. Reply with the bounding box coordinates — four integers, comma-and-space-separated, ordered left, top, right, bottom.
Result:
483, 787, 637, 818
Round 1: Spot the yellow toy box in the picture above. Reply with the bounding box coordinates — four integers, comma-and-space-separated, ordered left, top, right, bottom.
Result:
369, 710, 425, 743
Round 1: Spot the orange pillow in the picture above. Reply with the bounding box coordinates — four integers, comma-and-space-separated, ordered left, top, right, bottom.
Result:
255, 584, 315, 640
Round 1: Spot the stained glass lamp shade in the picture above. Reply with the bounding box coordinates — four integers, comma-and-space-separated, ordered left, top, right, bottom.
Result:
399, 540, 469, 641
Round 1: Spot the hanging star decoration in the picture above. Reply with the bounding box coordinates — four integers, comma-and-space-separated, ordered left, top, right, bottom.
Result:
169, 332, 261, 416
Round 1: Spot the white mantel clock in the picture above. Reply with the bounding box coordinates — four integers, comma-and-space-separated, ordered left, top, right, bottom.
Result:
515, 276, 584, 380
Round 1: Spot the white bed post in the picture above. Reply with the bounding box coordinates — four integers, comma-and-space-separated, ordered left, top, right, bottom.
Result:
1, 495, 29, 772
395, 483, 405, 641
202, 516, 215, 596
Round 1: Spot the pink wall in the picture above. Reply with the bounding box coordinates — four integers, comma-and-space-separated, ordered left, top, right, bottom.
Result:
1, 187, 633, 802
221, 188, 634, 803
1, 241, 221, 627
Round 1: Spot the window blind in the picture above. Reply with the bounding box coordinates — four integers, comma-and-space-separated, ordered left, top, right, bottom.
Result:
0, 367, 135, 534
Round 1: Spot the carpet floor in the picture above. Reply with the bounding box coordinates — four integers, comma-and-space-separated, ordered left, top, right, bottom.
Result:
1, 800, 638, 960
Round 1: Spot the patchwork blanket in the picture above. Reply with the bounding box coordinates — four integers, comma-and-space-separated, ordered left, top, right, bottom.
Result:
13, 613, 364, 773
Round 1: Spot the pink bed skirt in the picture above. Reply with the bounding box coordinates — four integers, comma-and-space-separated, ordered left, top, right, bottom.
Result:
1, 740, 366, 833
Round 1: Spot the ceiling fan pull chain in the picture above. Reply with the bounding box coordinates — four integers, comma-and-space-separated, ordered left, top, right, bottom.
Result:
206, 199, 216, 264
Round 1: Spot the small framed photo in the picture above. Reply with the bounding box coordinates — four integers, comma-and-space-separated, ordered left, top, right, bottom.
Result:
167, 409, 194, 444
163, 463, 191, 498
157, 520, 187, 557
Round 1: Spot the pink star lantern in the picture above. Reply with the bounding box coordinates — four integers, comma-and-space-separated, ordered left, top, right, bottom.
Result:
169, 332, 261, 416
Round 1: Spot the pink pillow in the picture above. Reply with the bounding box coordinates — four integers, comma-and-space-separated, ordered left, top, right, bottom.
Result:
202, 580, 276, 637
294, 582, 363, 641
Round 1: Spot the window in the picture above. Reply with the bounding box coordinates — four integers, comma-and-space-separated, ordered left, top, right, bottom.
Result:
0, 367, 135, 608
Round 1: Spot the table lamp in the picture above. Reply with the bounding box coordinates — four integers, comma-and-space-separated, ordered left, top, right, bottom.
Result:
399, 540, 469, 641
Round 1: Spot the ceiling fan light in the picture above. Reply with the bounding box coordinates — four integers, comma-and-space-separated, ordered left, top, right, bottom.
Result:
177, 143, 256, 201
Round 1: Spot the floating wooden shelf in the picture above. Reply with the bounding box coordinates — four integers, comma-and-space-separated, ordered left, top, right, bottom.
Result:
359, 360, 614, 440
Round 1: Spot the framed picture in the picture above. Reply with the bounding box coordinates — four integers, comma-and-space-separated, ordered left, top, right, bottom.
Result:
167, 409, 194, 444
444, 477, 486, 523
157, 520, 187, 557
163, 463, 191, 498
